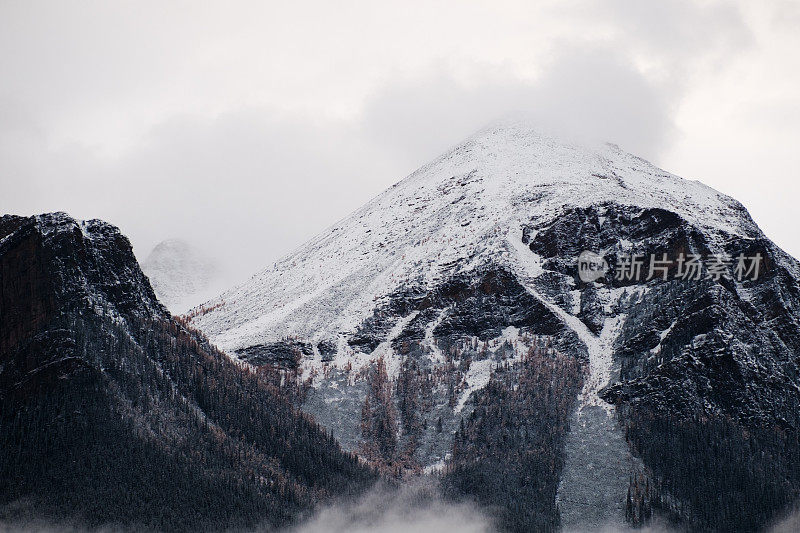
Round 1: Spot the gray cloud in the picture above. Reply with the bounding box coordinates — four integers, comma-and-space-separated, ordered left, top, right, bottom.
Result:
767, 507, 800, 533
361, 44, 677, 160
591, 0, 750, 57
0, 104, 399, 285
1, 43, 676, 288
286, 479, 685, 533
1, 0, 798, 286
287, 480, 493, 533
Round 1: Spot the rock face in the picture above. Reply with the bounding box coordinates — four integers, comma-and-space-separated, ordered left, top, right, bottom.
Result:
0, 213, 373, 531
190, 121, 800, 531
141, 238, 221, 314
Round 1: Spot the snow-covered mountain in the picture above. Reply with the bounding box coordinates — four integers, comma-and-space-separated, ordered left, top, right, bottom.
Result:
194, 120, 759, 351
142, 238, 221, 314
190, 120, 800, 531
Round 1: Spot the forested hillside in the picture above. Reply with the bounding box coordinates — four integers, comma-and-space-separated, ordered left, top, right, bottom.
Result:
0, 213, 374, 531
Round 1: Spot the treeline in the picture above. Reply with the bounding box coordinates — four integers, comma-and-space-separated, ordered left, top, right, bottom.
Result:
619, 404, 800, 531
0, 302, 375, 531
441, 345, 583, 533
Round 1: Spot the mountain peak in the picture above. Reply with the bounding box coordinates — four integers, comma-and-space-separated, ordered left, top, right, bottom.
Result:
142, 238, 221, 313
190, 125, 760, 352
1, 212, 167, 327
184, 125, 800, 531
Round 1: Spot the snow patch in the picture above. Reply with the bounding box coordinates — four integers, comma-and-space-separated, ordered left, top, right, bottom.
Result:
455, 359, 496, 413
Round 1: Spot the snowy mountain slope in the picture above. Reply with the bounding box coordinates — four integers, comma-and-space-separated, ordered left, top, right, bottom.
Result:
193, 119, 758, 353
190, 119, 800, 531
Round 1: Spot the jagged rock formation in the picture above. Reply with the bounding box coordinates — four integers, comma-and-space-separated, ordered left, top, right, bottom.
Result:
0, 213, 374, 532
141, 238, 222, 314
190, 120, 800, 531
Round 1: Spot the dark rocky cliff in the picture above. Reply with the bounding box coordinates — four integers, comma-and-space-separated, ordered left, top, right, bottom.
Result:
0, 213, 373, 531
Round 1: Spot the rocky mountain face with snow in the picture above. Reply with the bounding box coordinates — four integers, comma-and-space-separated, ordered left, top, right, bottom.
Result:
0, 213, 373, 531
142, 238, 222, 314
190, 121, 800, 531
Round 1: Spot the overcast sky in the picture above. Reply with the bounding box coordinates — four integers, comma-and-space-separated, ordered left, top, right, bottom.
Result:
2, 1, 799, 286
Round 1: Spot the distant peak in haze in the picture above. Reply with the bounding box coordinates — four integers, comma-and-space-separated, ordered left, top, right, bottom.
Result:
142, 238, 222, 314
